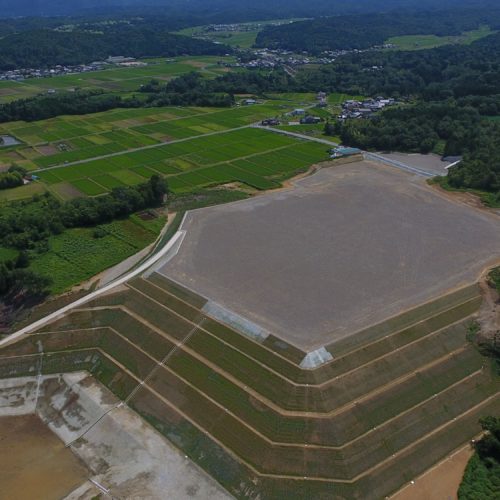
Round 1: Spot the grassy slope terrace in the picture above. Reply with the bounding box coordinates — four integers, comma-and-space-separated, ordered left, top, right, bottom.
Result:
0, 272, 497, 499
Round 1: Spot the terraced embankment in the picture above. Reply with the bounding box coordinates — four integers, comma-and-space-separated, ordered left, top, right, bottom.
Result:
0, 272, 498, 499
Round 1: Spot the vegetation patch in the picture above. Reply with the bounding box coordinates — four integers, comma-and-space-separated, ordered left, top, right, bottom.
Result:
459, 417, 500, 500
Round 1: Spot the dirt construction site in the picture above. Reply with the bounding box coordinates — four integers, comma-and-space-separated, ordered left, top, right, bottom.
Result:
0, 158, 499, 499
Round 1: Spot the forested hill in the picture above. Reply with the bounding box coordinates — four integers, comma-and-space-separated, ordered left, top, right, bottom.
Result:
0, 0, 497, 18
0, 29, 229, 70
292, 31, 500, 98
255, 8, 500, 53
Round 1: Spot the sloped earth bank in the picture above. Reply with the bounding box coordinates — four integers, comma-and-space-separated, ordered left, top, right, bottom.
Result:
0, 373, 231, 500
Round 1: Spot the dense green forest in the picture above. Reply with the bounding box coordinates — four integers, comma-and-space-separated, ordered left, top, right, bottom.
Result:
0, 166, 26, 191
324, 102, 500, 199
3, 0, 496, 19
0, 176, 167, 300
0, 28, 229, 70
291, 31, 500, 98
141, 73, 234, 107
148, 31, 500, 102
458, 416, 500, 499
332, 102, 484, 154
255, 8, 500, 53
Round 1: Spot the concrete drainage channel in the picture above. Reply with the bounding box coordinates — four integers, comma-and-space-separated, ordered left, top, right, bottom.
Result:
0, 372, 232, 500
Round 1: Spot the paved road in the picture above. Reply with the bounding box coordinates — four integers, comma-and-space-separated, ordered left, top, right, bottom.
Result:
0, 230, 186, 348
253, 124, 339, 147
363, 152, 436, 178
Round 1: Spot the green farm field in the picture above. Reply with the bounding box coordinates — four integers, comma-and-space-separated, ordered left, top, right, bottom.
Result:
0, 101, 329, 199
29, 215, 165, 294
0, 56, 235, 104
177, 18, 307, 49
386, 26, 496, 51
0, 102, 286, 171
35, 127, 328, 195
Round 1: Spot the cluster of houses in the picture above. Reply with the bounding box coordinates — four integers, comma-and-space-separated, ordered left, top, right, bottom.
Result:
224, 49, 337, 70
0, 61, 107, 83
339, 97, 396, 120
205, 23, 264, 33
0, 56, 144, 84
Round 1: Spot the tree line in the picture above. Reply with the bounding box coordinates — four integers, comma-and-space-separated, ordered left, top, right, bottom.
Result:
141, 73, 235, 108
0, 90, 143, 123
0, 166, 27, 190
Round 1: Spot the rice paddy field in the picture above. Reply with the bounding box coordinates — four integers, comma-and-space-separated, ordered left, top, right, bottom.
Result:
0, 56, 235, 104
0, 102, 329, 198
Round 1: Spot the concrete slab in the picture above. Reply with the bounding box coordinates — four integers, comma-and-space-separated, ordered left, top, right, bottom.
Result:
160, 161, 500, 351
0, 373, 232, 500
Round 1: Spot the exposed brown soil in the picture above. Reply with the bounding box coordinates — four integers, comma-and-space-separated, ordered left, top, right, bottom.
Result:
0, 415, 88, 500
390, 445, 473, 500
476, 276, 500, 344
432, 184, 500, 216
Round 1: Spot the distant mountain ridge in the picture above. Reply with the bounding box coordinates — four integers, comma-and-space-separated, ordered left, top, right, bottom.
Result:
0, 0, 497, 19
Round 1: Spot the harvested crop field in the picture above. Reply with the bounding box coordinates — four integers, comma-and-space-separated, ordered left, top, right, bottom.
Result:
161, 160, 500, 350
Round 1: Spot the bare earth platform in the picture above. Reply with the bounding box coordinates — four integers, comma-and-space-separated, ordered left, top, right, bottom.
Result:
161, 160, 500, 351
